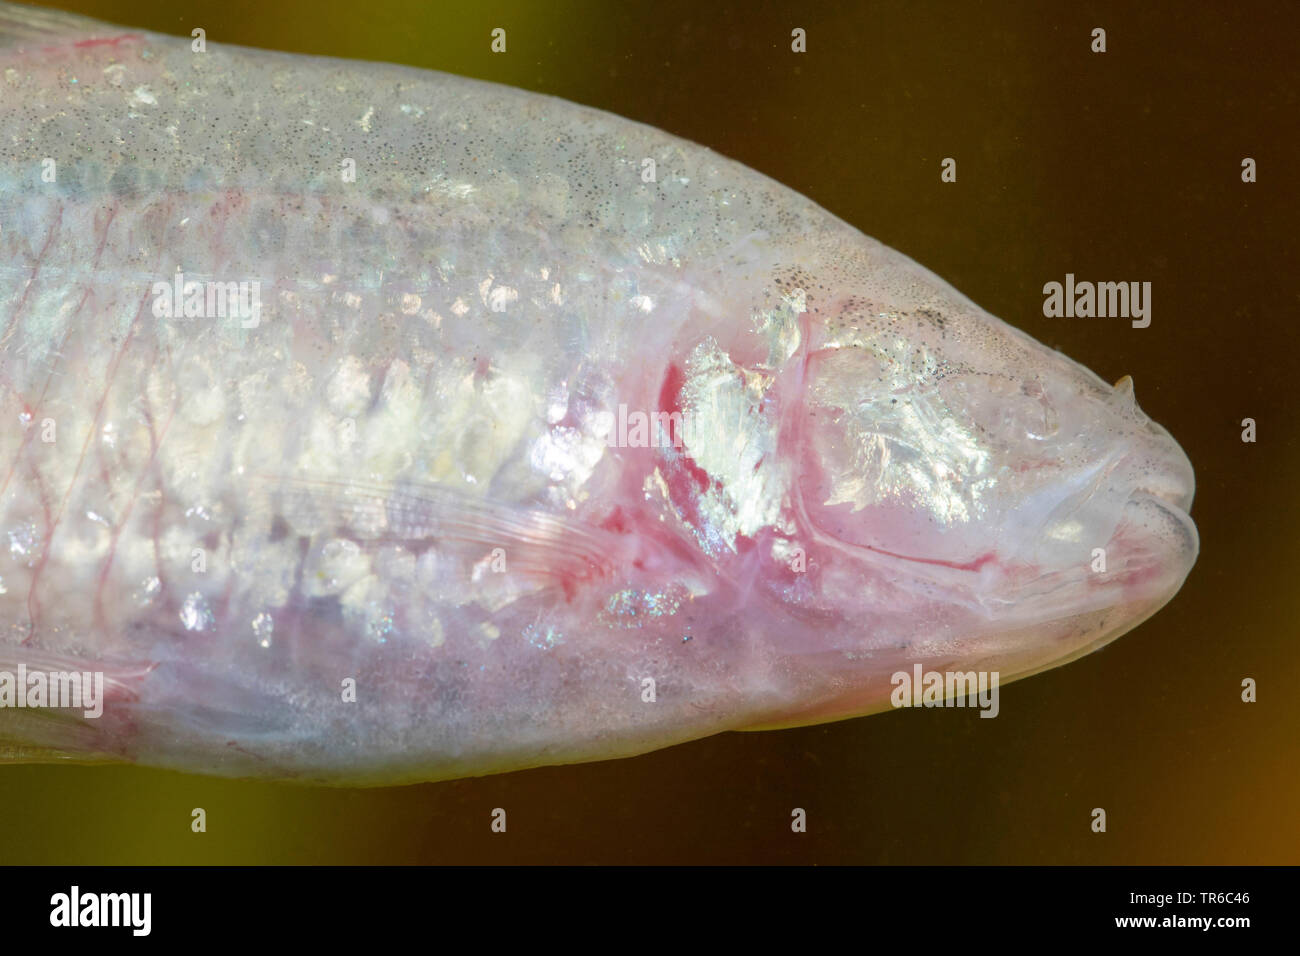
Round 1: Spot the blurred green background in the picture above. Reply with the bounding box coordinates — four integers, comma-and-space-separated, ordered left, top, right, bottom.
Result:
2, 0, 1295, 864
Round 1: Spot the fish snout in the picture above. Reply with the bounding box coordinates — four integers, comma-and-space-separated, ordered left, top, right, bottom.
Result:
1006, 376, 1198, 620
1111, 421, 1199, 585
1129, 421, 1196, 516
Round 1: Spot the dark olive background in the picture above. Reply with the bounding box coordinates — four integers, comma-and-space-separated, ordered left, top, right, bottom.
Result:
1, 0, 1295, 864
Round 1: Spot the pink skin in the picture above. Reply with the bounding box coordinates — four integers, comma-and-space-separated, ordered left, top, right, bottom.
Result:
0, 206, 1196, 783
0, 7, 1196, 783
618, 305, 1195, 732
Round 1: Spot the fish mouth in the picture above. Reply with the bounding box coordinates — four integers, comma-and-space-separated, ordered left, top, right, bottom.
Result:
1134, 470, 1195, 517
982, 430, 1198, 632
1129, 485, 1197, 549
1032, 414, 1198, 594
937, 481, 1199, 690
987, 484, 1198, 657
1111, 423, 1199, 594
1113, 487, 1199, 589
1130, 416, 1197, 516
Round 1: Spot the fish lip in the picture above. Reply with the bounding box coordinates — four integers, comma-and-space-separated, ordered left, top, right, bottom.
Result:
1124, 488, 1200, 566
1125, 447, 1199, 572
1135, 418, 1197, 514
1134, 481, 1193, 515
981, 484, 1198, 625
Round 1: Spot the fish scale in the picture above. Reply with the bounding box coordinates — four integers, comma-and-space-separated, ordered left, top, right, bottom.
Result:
0, 2, 1196, 783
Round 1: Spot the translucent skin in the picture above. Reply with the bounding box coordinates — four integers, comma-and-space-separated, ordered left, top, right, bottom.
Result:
0, 4, 1195, 783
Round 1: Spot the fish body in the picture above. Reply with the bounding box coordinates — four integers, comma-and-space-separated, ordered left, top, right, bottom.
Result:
0, 4, 1196, 783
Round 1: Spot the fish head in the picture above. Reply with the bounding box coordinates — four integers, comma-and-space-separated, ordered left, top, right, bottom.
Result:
763, 245, 1198, 718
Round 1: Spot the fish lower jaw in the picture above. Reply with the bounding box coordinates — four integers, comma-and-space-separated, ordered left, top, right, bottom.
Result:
966, 487, 1197, 640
